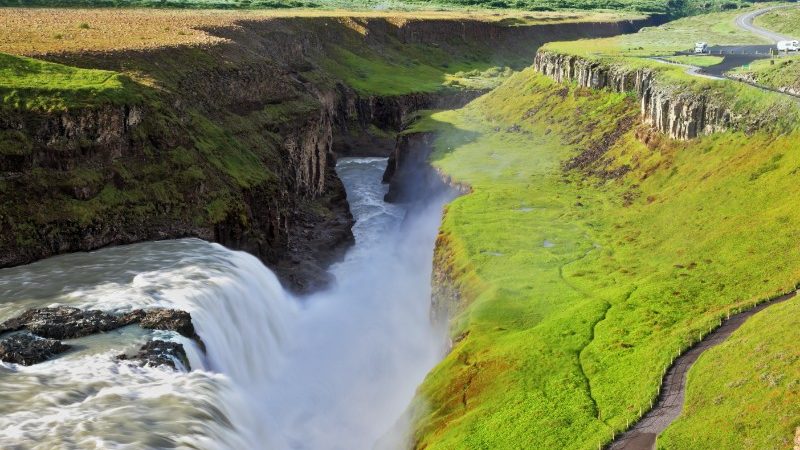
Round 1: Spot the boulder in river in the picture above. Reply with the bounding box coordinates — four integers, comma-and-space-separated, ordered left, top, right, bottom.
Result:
0, 306, 204, 366
136, 309, 196, 339
2, 306, 198, 340
0, 332, 71, 366
117, 340, 189, 370
0, 306, 122, 340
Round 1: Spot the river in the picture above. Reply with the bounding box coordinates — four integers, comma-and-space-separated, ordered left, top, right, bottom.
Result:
0, 157, 449, 449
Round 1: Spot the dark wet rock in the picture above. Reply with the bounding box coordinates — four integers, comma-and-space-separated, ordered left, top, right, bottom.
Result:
0, 332, 71, 366
134, 309, 195, 339
0, 306, 121, 340
117, 309, 147, 326
1, 306, 202, 351
122, 308, 206, 352
117, 340, 189, 370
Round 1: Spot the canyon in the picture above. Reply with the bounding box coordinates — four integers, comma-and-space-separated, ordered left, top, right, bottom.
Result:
0, 15, 656, 293
7, 8, 794, 450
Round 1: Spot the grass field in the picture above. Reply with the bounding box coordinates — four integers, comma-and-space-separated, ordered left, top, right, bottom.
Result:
0, 8, 636, 56
658, 297, 800, 449
731, 55, 800, 92
410, 61, 800, 449
754, 5, 800, 36
541, 6, 800, 130
407, 8, 800, 447
0, 53, 140, 110
0, 0, 765, 14
545, 7, 767, 58
662, 54, 724, 66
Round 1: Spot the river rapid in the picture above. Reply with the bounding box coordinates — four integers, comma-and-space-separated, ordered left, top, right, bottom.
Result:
0, 157, 449, 450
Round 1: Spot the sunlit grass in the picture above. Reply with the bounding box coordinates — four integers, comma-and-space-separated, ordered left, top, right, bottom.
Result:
732, 54, 800, 92
0, 7, 638, 56
0, 52, 139, 110
659, 297, 800, 449
411, 67, 800, 449
754, 5, 800, 36
662, 54, 724, 66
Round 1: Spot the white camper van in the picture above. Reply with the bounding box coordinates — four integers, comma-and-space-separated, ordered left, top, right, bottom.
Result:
777, 40, 800, 52
694, 42, 708, 54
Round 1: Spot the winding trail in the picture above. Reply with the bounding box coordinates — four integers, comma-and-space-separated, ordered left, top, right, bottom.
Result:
608, 290, 797, 450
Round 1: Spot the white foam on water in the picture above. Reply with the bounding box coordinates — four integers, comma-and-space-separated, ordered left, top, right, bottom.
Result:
0, 157, 448, 450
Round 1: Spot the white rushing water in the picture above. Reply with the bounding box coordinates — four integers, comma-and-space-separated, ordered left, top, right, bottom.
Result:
0, 157, 448, 449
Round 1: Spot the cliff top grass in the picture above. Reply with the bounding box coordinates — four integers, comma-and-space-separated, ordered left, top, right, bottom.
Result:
754, 4, 800, 36
0, 52, 140, 110
661, 54, 724, 66
731, 54, 800, 92
541, 5, 800, 131
412, 65, 800, 449
0, 7, 639, 56
0, 0, 727, 14
544, 6, 769, 58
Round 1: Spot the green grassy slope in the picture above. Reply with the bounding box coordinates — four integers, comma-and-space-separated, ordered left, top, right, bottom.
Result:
0, 53, 141, 110
754, 5, 800, 35
410, 60, 800, 448
658, 297, 800, 449
541, 6, 799, 129
545, 7, 767, 57
318, 32, 522, 96
730, 55, 800, 93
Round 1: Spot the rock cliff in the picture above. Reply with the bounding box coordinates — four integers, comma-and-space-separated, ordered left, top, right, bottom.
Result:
533, 51, 743, 140
0, 14, 659, 292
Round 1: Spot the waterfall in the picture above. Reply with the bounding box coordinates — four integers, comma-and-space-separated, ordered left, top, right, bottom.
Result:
0, 157, 449, 450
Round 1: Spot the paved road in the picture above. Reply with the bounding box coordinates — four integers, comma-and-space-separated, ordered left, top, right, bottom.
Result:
700, 46, 774, 76
666, 6, 799, 79
607, 291, 797, 450
648, 57, 725, 79
735, 5, 796, 43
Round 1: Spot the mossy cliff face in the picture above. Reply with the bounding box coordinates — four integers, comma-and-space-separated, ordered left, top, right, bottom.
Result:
533, 51, 740, 139
0, 104, 144, 172
0, 14, 658, 291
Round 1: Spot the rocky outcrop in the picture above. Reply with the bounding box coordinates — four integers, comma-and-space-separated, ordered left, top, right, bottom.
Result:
0, 306, 202, 368
0, 332, 71, 366
117, 340, 189, 370
121, 308, 197, 339
1, 306, 123, 340
1, 306, 200, 340
333, 88, 488, 157
384, 132, 439, 203
0, 105, 144, 172
533, 51, 742, 140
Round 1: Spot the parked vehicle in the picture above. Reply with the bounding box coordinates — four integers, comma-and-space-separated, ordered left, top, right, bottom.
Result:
694, 42, 708, 54
777, 40, 800, 51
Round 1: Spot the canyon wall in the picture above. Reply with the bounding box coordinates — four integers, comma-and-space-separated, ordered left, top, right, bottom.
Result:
1, 14, 658, 292
533, 51, 750, 140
